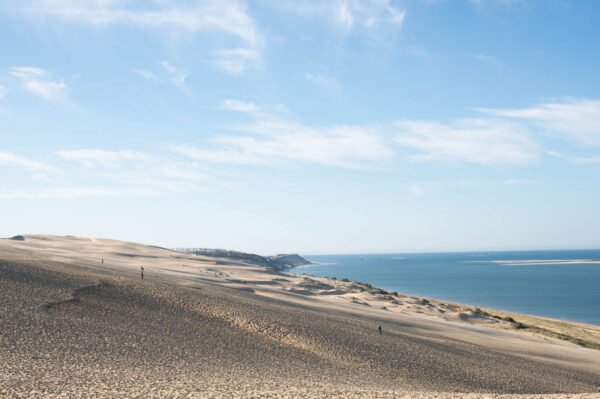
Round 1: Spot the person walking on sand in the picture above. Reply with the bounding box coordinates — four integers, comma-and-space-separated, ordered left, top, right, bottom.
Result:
378, 325, 382, 335
140, 266, 144, 281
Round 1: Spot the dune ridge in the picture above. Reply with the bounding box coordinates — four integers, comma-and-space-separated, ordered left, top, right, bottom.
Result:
1, 234, 599, 398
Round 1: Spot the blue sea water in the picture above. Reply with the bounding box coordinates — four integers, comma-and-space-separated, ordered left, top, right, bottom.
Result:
298, 249, 600, 326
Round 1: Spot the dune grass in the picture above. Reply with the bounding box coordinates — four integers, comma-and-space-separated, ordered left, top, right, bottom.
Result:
314, 274, 600, 351
466, 306, 600, 350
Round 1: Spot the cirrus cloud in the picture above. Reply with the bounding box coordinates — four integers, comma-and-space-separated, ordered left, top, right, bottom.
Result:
395, 118, 537, 165
0, 151, 51, 172
55, 149, 151, 167
179, 101, 393, 168
477, 99, 600, 147
276, 0, 406, 31
17, 0, 262, 74
9, 67, 68, 101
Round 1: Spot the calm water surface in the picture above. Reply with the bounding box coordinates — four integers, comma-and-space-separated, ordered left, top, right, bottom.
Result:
298, 249, 600, 325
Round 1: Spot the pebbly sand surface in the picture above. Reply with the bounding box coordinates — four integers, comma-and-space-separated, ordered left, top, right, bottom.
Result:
1, 235, 599, 398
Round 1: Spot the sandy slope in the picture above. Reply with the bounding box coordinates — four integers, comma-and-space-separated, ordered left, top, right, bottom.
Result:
1, 235, 599, 398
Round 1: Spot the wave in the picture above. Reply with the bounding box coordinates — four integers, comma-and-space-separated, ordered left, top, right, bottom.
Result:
463, 259, 600, 266
295, 262, 338, 268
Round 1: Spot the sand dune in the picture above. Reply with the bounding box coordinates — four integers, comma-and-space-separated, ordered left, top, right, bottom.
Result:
1, 235, 599, 398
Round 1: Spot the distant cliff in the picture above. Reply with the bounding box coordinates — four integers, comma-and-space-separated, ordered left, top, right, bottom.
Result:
268, 254, 311, 269
178, 248, 312, 271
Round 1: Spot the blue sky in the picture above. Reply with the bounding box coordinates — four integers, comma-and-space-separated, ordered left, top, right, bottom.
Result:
1, 0, 599, 254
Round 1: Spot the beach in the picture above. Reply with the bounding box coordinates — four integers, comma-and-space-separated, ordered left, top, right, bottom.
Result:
299, 251, 600, 326
1, 235, 599, 398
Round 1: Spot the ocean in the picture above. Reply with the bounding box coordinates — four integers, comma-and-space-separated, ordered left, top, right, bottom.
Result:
298, 249, 600, 326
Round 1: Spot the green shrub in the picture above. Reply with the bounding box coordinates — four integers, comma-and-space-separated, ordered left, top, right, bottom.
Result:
473, 308, 491, 317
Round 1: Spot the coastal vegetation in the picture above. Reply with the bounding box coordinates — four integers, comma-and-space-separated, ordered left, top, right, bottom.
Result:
177, 248, 311, 271
310, 273, 600, 352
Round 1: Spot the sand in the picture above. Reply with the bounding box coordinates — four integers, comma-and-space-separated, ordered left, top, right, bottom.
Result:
1, 235, 599, 398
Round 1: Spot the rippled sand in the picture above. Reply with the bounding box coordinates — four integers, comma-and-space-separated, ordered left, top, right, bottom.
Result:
1, 235, 599, 398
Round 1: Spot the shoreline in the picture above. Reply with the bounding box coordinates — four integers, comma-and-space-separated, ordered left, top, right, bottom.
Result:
288, 270, 600, 350
292, 257, 600, 329
2, 234, 600, 397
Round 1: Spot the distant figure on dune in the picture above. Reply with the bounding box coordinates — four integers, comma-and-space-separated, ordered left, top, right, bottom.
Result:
140, 266, 144, 281
101, 259, 103, 264
378, 325, 382, 335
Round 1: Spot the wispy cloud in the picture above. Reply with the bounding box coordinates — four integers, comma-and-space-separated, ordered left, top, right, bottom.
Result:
276, 0, 406, 32
0, 187, 156, 200
0, 151, 51, 172
22, 0, 259, 44
178, 127, 392, 168
469, 0, 524, 7
305, 73, 339, 90
571, 155, 600, 164
178, 101, 393, 168
221, 99, 259, 113
130, 64, 190, 91
391, 98, 600, 166
55, 149, 151, 167
546, 150, 564, 158
185, 98, 600, 168
8, 67, 68, 101
0, 147, 210, 200
477, 99, 600, 146
6, 96, 600, 203
18, 0, 262, 74
56, 148, 207, 189
542, 149, 600, 165
212, 48, 260, 75
130, 69, 158, 82
175, 145, 270, 166
158, 61, 189, 93
395, 118, 537, 165
56, 148, 205, 180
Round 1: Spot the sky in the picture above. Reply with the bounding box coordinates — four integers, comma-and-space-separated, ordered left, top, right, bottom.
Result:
1, 0, 599, 255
